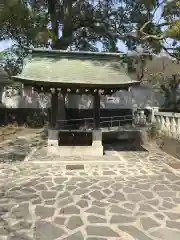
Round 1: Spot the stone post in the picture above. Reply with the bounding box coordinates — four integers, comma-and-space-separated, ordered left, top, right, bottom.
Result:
165, 116, 170, 135
140, 110, 145, 125
92, 130, 102, 147
160, 115, 165, 131
177, 118, 180, 139
48, 89, 59, 151
48, 129, 59, 147
92, 130, 103, 156
171, 117, 176, 138
151, 106, 159, 123
132, 105, 138, 125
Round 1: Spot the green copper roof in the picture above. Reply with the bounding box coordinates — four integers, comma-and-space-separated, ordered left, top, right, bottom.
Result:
12, 49, 139, 88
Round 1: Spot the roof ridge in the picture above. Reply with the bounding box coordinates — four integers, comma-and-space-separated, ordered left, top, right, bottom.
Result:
28, 48, 123, 57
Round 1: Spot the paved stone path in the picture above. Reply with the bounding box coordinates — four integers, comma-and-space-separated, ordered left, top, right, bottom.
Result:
1, 138, 180, 239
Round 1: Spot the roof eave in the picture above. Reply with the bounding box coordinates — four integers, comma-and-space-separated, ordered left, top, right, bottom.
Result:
12, 76, 140, 89
25, 47, 124, 57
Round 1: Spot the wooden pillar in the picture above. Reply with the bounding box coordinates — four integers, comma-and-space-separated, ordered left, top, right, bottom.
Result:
57, 92, 66, 129
50, 89, 58, 129
93, 92, 100, 129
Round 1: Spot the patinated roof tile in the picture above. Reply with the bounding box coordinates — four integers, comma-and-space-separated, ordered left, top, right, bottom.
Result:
12, 49, 139, 88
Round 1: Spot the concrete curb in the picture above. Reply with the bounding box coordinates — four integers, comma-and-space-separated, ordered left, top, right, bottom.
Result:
108, 144, 127, 162
162, 163, 180, 176
144, 144, 180, 175
144, 143, 180, 162
22, 160, 127, 164
24, 147, 39, 162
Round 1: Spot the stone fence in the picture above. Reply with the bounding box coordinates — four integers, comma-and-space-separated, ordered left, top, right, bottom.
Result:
132, 107, 154, 126
154, 110, 180, 139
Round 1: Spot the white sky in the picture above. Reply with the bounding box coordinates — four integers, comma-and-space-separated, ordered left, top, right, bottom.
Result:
0, 38, 128, 53
0, 39, 14, 51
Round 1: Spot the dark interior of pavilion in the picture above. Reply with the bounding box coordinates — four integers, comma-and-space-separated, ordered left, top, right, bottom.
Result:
58, 108, 133, 130
58, 131, 92, 146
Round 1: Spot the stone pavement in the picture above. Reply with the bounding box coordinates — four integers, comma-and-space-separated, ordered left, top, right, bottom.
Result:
0, 141, 180, 239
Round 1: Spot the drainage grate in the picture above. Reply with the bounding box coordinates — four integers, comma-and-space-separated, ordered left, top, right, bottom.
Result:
167, 162, 180, 169
66, 164, 85, 170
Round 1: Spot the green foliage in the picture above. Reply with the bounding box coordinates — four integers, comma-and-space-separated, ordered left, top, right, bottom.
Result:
165, 0, 180, 41
163, 0, 180, 58
166, 20, 180, 40
0, 46, 26, 76
0, 0, 48, 46
0, 0, 163, 51
0, 0, 179, 61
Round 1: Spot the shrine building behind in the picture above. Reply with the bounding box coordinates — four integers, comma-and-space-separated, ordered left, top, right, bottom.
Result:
12, 48, 139, 156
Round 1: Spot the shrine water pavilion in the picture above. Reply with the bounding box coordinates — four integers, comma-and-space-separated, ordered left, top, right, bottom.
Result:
12, 48, 139, 156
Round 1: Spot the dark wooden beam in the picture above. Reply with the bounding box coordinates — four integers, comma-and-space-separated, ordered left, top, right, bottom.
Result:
93, 92, 100, 129
50, 89, 58, 129
24, 84, 129, 95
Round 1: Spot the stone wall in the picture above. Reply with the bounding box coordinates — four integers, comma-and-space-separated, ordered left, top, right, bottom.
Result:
0, 85, 165, 109
154, 111, 180, 140
0, 86, 51, 109
67, 86, 165, 109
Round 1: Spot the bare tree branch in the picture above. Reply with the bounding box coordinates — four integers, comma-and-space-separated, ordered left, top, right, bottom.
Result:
141, 34, 164, 40
139, 21, 152, 33
94, 20, 165, 41
139, 21, 164, 40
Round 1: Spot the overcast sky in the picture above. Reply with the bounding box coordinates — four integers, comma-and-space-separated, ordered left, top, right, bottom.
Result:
0, 36, 129, 52
0, 39, 14, 51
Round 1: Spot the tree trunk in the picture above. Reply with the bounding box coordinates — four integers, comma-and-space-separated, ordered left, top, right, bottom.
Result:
47, 0, 59, 48
47, 0, 73, 50
162, 85, 177, 109
169, 86, 177, 109
169, 75, 179, 109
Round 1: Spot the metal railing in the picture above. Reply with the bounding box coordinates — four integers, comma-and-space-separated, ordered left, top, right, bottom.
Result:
100, 115, 132, 128
56, 114, 133, 130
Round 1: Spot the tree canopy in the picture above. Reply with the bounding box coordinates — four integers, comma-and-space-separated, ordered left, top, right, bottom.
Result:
0, 47, 24, 77
0, 0, 179, 56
